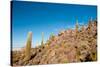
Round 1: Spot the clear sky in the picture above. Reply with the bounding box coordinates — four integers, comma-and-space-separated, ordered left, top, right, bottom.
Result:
12, 1, 97, 48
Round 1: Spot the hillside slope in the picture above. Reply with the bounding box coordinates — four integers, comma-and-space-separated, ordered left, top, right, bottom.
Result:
12, 19, 97, 66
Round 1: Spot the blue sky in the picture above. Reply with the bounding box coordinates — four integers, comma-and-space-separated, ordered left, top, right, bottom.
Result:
12, 1, 97, 48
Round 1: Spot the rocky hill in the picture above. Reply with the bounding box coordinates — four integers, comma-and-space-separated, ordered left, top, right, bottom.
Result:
12, 19, 97, 66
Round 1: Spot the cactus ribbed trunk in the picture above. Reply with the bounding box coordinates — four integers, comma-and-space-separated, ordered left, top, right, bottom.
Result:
41, 32, 44, 45
75, 19, 79, 38
24, 31, 32, 61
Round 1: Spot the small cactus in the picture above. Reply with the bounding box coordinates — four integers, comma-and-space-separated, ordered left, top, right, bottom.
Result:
63, 58, 69, 63
24, 31, 32, 61
50, 32, 55, 41
87, 17, 93, 34
91, 50, 97, 61
81, 25, 85, 32
50, 32, 54, 37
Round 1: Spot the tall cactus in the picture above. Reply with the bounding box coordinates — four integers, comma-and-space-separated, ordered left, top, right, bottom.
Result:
75, 19, 79, 38
24, 31, 32, 61
88, 17, 92, 34
41, 32, 44, 46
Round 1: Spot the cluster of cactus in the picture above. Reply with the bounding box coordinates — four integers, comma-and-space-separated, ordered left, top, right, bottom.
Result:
23, 31, 32, 62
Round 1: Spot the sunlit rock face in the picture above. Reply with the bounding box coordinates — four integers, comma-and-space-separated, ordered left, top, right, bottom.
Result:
12, 20, 97, 66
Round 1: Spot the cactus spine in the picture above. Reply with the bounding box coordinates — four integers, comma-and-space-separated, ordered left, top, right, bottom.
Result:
24, 31, 32, 61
